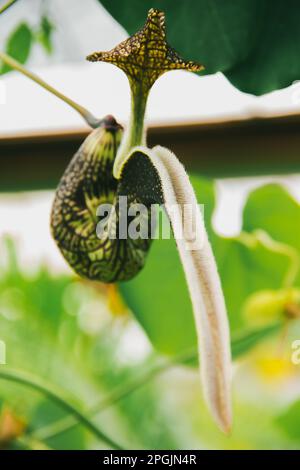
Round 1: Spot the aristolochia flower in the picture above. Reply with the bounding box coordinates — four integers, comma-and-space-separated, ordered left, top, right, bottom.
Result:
52, 8, 232, 433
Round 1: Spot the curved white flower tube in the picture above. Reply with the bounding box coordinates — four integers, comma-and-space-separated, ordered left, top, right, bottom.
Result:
120, 145, 232, 433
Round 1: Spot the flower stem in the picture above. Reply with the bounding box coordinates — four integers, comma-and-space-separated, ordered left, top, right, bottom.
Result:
129, 85, 148, 148
30, 349, 197, 442
113, 83, 148, 178
0, 368, 124, 449
0, 0, 18, 15
0, 51, 103, 128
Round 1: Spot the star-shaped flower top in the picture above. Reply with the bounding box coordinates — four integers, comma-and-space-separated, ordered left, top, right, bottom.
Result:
87, 8, 204, 93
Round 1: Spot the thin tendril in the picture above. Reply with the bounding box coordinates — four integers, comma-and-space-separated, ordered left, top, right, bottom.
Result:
0, 0, 18, 15
0, 51, 103, 128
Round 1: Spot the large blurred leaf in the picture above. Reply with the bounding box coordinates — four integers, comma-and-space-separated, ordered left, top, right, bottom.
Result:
120, 177, 291, 356
1, 23, 33, 75
99, 0, 300, 95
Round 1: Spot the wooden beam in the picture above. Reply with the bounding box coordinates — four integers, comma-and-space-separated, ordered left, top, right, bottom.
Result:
1, 114, 300, 191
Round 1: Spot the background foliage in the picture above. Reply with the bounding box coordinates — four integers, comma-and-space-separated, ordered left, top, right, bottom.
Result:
1, 0, 300, 450
1, 178, 300, 449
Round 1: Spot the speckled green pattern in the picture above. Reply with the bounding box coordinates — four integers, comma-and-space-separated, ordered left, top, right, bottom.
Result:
87, 8, 203, 94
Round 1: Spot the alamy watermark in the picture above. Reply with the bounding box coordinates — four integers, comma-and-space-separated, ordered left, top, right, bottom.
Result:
291, 340, 300, 365
95, 197, 205, 251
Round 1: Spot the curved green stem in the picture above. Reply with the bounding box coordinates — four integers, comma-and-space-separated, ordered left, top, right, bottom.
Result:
32, 348, 196, 442
0, 52, 103, 128
113, 84, 148, 178
0, 368, 124, 449
129, 86, 148, 148
0, 0, 18, 15
30, 323, 281, 442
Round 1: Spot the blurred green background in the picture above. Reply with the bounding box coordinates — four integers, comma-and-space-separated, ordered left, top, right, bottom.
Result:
1, 0, 300, 450
0, 179, 300, 450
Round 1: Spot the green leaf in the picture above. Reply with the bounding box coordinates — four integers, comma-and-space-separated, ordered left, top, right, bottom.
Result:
120, 177, 290, 356
276, 401, 300, 440
99, 0, 300, 95
243, 184, 300, 254
1, 22, 33, 75
36, 16, 54, 55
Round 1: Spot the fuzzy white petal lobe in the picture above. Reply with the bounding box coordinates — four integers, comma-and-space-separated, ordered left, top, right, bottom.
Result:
153, 145, 232, 433
123, 145, 232, 432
